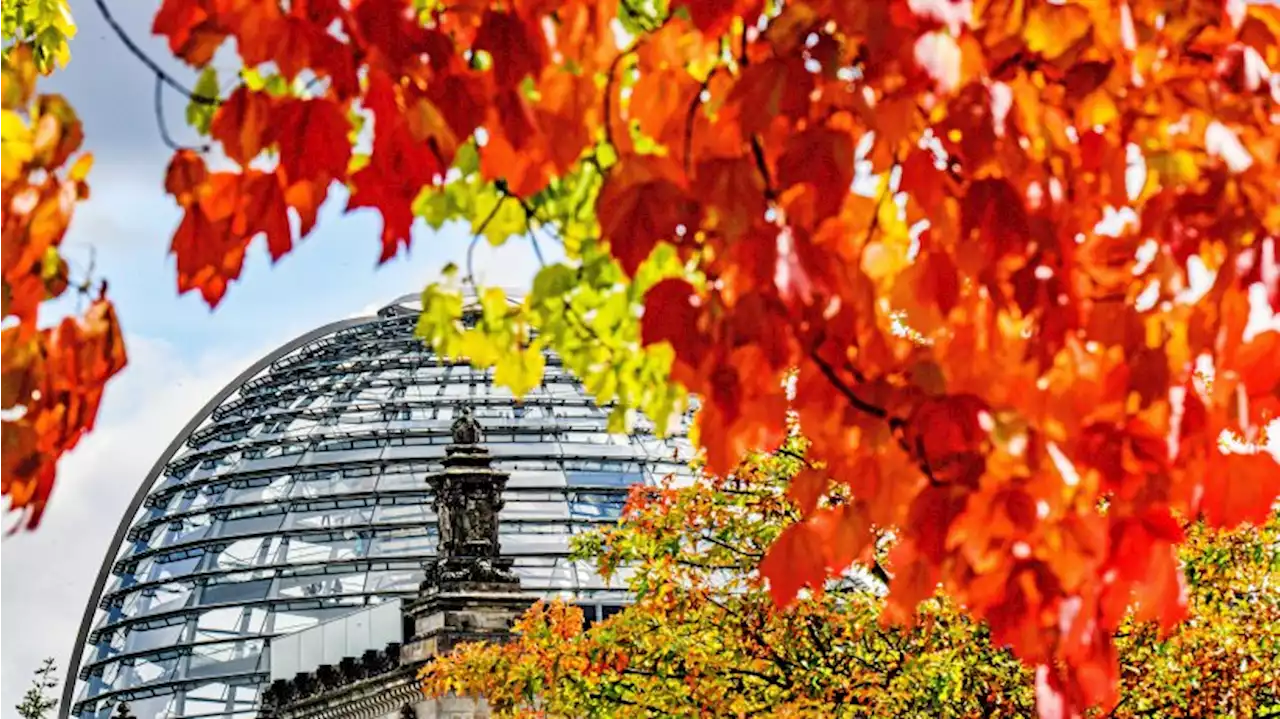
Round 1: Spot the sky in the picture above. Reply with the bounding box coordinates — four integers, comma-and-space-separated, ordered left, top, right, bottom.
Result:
0, 3, 556, 713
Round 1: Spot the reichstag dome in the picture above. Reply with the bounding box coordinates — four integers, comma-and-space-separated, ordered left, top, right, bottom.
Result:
63, 293, 694, 719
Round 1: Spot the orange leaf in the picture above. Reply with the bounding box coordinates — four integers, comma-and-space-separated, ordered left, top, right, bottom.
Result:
1199, 451, 1280, 529
787, 466, 828, 516
211, 86, 277, 166
164, 149, 208, 208
759, 518, 831, 606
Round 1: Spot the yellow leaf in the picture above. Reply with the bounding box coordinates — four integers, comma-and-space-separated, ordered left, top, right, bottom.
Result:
68, 152, 93, 182
1147, 150, 1201, 188
0, 109, 33, 182
494, 345, 546, 397
459, 330, 500, 368
1024, 3, 1091, 60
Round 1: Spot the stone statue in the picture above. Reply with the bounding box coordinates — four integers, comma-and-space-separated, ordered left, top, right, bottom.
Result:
450, 405, 482, 445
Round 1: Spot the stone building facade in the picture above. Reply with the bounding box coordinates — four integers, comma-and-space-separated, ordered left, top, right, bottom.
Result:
256, 410, 533, 719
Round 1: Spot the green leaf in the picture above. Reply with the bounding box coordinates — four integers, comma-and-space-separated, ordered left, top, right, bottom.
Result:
474, 194, 528, 247
186, 66, 219, 135
412, 187, 451, 229
454, 141, 480, 176
532, 264, 577, 300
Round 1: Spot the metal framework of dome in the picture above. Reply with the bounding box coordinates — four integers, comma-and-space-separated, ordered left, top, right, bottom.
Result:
61, 293, 693, 719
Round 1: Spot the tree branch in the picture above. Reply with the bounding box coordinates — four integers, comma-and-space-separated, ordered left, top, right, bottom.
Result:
93, 0, 219, 105
154, 76, 211, 153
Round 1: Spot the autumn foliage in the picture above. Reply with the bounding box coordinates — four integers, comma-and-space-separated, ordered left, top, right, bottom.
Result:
421, 444, 1280, 718
39, 0, 1276, 714
2, 21, 127, 530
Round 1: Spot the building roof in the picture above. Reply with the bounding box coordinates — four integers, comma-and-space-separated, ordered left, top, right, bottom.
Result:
63, 295, 694, 719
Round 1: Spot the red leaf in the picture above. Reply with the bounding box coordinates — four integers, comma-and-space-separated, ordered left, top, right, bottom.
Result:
474, 8, 548, 90
347, 72, 442, 262
906, 484, 971, 563
961, 178, 1030, 262
776, 126, 855, 228
812, 501, 874, 571
641, 278, 703, 356
169, 173, 251, 307
240, 170, 293, 261
726, 54, 814, 136
907, 394, 991, 488
761, 502, 874, 607
597, 156, 696, 275
276, 98, 352, 186
152, 0, 226, 66
694, 154, 767, 241
672, 0, 762, 37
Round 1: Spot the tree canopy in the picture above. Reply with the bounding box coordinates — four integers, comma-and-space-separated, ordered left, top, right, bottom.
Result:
421, 442, 1280, 717
2, 0, 127, 530
1, 0, 1278, 715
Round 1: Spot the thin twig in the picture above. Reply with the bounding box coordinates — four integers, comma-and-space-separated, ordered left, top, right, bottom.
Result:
682, 68, 720, 177
466, 198, 507, 285
93, 0, 219, 105
602, 47, 632, 151
155, 76, 212, 153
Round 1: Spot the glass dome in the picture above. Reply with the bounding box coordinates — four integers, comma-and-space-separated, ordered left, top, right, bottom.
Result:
64, 294, 693, 719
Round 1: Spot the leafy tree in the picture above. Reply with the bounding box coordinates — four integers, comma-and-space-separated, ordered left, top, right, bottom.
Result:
2, 2, 127, 530
420, 441, 1279, 718
15, 657, 60, 719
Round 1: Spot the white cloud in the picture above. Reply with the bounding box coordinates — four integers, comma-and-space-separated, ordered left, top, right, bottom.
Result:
343, 233, 558, 320
0, 334, 273, 719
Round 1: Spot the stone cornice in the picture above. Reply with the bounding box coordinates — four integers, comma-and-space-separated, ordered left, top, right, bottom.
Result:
260, 643, 424, 719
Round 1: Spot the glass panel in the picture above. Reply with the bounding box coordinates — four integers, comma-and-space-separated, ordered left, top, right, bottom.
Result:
202, 579, 271, 604
569, 492, 625, 520
565, 471, 636, 487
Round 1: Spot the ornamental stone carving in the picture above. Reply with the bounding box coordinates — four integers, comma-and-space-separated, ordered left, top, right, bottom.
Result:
450, 406, 483, 445
424, 411, 517, 589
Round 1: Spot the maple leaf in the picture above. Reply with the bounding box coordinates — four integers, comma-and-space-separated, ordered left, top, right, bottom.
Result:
726, 54, 814, 137
210, 86, 276, 166
1199, 451, 1280, 529
163, 149, 207, 207
672, 0, 764, 37
239, 170, 293, 261
151, 0, 226, 67
597, 156, 697, 275
275, 98, 352, 186
474, 8, 549, 90
775, 125, 856, 229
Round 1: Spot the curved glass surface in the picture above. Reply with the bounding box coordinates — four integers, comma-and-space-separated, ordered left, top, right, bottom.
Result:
68, 299, 692, 719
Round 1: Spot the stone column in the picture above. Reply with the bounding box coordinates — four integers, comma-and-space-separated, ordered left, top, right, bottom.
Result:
401, 405, 529, 664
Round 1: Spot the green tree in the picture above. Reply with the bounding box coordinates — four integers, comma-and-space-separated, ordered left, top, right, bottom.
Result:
421, 438, 1279, 718
424, 439, 1035, 717
15, 657, 60, 719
